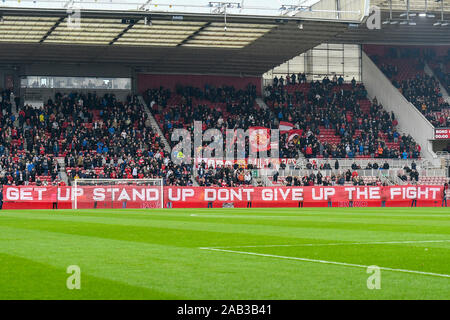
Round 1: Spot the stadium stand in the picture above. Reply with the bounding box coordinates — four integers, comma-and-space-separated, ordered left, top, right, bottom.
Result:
1, 91, 193, 186
264, 77, 421, 160
366, 45, 450, 127
1, 77, 446, 189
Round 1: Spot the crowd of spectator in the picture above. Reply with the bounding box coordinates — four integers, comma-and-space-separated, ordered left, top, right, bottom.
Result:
0, 73, 429, 189
196, 162, 253, 187
264, 77, 421, 159
398, 165, 420, 183
280, 170, 383, 187
1, 89, 192, 186
369, 46, 450, 127
147, 84, 279, 160
394, 74, 448, 115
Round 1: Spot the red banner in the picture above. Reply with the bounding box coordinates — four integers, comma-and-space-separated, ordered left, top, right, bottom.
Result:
2, 185, 445, 209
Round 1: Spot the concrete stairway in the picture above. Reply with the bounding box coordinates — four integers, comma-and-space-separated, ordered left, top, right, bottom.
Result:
138, 95, 198, 186
57, 158, 69, 185
138, 95, 171, 154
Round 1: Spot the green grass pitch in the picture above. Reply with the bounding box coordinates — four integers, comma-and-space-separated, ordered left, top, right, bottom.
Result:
0, 208, 449, 300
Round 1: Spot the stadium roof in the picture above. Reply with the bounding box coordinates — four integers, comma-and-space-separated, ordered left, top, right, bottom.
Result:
0, 5, 357, 75
0, 0, 449, 75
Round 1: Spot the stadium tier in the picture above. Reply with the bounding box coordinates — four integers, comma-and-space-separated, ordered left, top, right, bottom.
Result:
2, 81, 448, 189
365, 45, 450, 128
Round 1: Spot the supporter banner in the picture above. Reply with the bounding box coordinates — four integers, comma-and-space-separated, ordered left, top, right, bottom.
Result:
3, 186, 162, 209
249, 127, 271, 152
286, 129, 303, 146
2, 185, 445, 209
194, 158, 297, 168
434, 128, 450, 140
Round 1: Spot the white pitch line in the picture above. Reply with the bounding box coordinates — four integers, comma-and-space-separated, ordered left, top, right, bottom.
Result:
202, 239, 450, 249
200, 247, 450, 279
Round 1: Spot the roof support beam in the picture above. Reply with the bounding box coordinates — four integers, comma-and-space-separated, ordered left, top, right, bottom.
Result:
39, 17, 65, 43
177, 22, 211, 46
109, 19, 139, 45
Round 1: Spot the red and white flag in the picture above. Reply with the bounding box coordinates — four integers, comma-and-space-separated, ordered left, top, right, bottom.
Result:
279, 121, 294, 133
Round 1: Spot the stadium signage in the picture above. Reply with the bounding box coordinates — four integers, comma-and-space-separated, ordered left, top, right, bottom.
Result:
2, 186, 444, 209
434, 129, 450, 139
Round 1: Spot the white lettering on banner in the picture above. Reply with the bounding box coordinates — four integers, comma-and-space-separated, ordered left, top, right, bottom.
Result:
324, 188, 335, 200
6, 187, 19, 200
230, 189, 242, 201
205, 189, 216, 201
218, 189, 229, 201
133, 189, 146, 201
262, 189, 273, 201
280, 188, 290, 200
369, 187, 380, 199
35, 188, 47, 200
168, 188, 181, 201
312, 188, 323, 200
345, 187, 380, 200
242, 189, 254, 201
430, 188, 440, 199
91, 188, 159, 202
58, 187, 83, 201
117, 189, 131, 201
312, 188, 335, 200
357, 188, 369, 200
390, 187, 401, 200
406, 187, 416, 199
418, 187, 428, 199
182, 189, 194, 201
292, 188, 304, 201
203, 189, 254, 202
145, 189, 158, 201
168, 188, 195, 201
107, 188, 120, 201
3, 186, 443, 205
6, 187, 49, 201
21, 188, 33, 201
58, 188, 70, 201
93, 188, 106, 201
389, 186, 440, 200
345, 187, 356, 200
72, 187, 84, 200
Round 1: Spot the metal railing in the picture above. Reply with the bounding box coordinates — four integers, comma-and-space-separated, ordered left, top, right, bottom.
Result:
295, 158, 436, 170
258, 168, 448, 180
